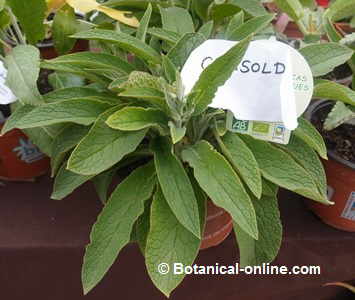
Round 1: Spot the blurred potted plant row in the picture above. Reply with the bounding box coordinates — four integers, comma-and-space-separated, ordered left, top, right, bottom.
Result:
0, 0, 354, 297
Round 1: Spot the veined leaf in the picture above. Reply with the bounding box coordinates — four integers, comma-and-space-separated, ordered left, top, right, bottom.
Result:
167, 33, 206, 69
8, 0, 46, 44
145, 187, 200, 297
274, 0, 303, 21
162, 55, 177, 83
92, 167, 117, 204
323, 15, 342, 43
239, 135, 331, 204
220, 132, 262, 198
136, 3, 152, 41
226, 11, 244, 39
5, 45, 42, 105
23, 127, 54, 157
159, 6, 194, 36
299, 43, 354, 77
4, 99, 112, 129
228, 14, 274, 41
51, 163, 93, 200
82, 162, 156, 294
190, 35, 251, 115
136, 199, 151, 254
328, 0, 355, 22
106, 107, 168, 131
71, 29, 161, 64
234, 193, 282, 267
313, 80, 355, 106
294, 117, 327, 159
1, 104, 34, 135
147, 27, 180, 44
168, 121, 186, 144
68, 108, 147, 175
229, 0, 267, 16
48, 72, 85, 90
181, 141, 258, 240
198, 21, 214, 39
151, 137, 201, 238
324, 102, 355, 131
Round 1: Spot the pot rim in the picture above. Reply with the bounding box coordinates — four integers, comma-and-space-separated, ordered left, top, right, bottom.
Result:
306, 100, 355, 170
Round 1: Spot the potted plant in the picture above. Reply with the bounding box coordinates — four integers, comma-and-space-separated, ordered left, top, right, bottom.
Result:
1, 4, 352, 297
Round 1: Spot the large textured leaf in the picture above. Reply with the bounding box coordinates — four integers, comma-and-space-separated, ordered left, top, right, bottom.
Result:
5, 45, 42, 105
274, 0, 303, 21
147, 27, 180, 44
328, 0, 355, 22
72, 29, 161, 64
145, 187, 200, 297
191, 35, 251, 115
106, 107, 168, 131
8, 0, 46, 44
220, 132, 262, 198
4, 99, 112, 129
324, 102, 355, 131
23, 127, 54, 157
277, 135, 327, 199
68, 108, 147, 175
167, 33, 206, 70
313, 80, 355, 106
51, 164, 93, 200
92, 167, 117, 204
82, 162, 156, 294
300, 43, 354, 77
294, 117, 327, 159
234, 193, 282, 267
181, 141, 258, 240
136, 3, 152, 41
229, 0, 267, 16
198, 21, 214, 39
151, 137, 201, 238
1, 104, 34, 135
228, 14, 274, 41
48, 72, 85, 90
226, 11, 244, 39
239, 135, 331, 204
52, 5, 78, 55
159, 6, 194, 36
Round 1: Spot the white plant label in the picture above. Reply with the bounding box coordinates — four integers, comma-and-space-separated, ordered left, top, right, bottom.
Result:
341, 191, 355, 221
0, 61, 16, 105
181, 37, 314, 131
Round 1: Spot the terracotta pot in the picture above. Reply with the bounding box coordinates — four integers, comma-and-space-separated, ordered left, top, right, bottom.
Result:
200, 201, 233, 250
39, 39, 89, 59
308, 156, 355, 232
0, 123, 50, 181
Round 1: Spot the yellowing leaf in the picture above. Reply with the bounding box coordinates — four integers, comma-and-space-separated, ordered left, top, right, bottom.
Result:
97, 6, 139, 27
66, 0, 99, 13
46, 0, 66, 13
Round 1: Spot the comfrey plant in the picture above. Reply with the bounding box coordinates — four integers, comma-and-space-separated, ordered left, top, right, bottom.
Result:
2, 4, 352, 297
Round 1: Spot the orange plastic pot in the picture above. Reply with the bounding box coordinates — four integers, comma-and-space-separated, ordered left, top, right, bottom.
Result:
308, 155, 355, 232
200, 201, 233, 250
0, 123, 49, 181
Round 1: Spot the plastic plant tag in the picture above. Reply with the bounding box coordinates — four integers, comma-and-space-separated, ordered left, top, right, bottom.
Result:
0, 61, 16, 105
226, 111, 292, 144
181, 37, 313, 131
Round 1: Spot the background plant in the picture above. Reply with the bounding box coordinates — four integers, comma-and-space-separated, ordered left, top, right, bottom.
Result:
2, 2, 355, 297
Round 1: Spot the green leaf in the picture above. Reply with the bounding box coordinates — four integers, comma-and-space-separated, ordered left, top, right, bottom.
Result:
145, 187, 200, 297
228, 14, 274, 41
48, 72, 85, 90
323, 15, 342, 43
294, 117, 328, 159
167, 33, 206, 70
168, 121, 186, 144
209, 3, 241, 23
328, 0, 355, 22
44, 52, 135, 76
277, 135, 327, 199
8, 0, 46, 44
136, 199, 151, 254
52, 5, 78, 55
190, 35, 252, 115
71, 29, 161, 64
324, 102, 355, 131
274, 0, 303, 21
92, 167, 117, 204
313, 80, 355, 106
147, 27, 180, 44
159, 6, 194, 36
1, 104, 34, 135
226, 11, 244, 39
136, 3, 152, 41
239, 135, 331, 204
181, 141, 258, 240
106, 107, 168, 131
151, 137, 201, 238
234, 193, 282, 267
51, 163, 93, 200
50, 124, 90, 176
82, 162, 156, 295
5, 45, 42, 105
299, 0, 316, 8
23, 127, 54, 157
299, 43, 354, 77
220, 132, 262, 199
162, 55, 177, 83
192, 0, 213, 21
68, 108, 147, 175
5, 99, 112, 129
229, 0, 267, 17
197, 20, 214, 39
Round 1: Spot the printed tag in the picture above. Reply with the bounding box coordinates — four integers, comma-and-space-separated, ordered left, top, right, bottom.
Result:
181, 37, 313, 130
0, 61, 16, 105
226, 111, 291, 144
341, 191, 355, 221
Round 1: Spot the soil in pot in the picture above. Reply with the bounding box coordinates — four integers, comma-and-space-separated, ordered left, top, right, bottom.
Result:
308, 102, 355, 232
